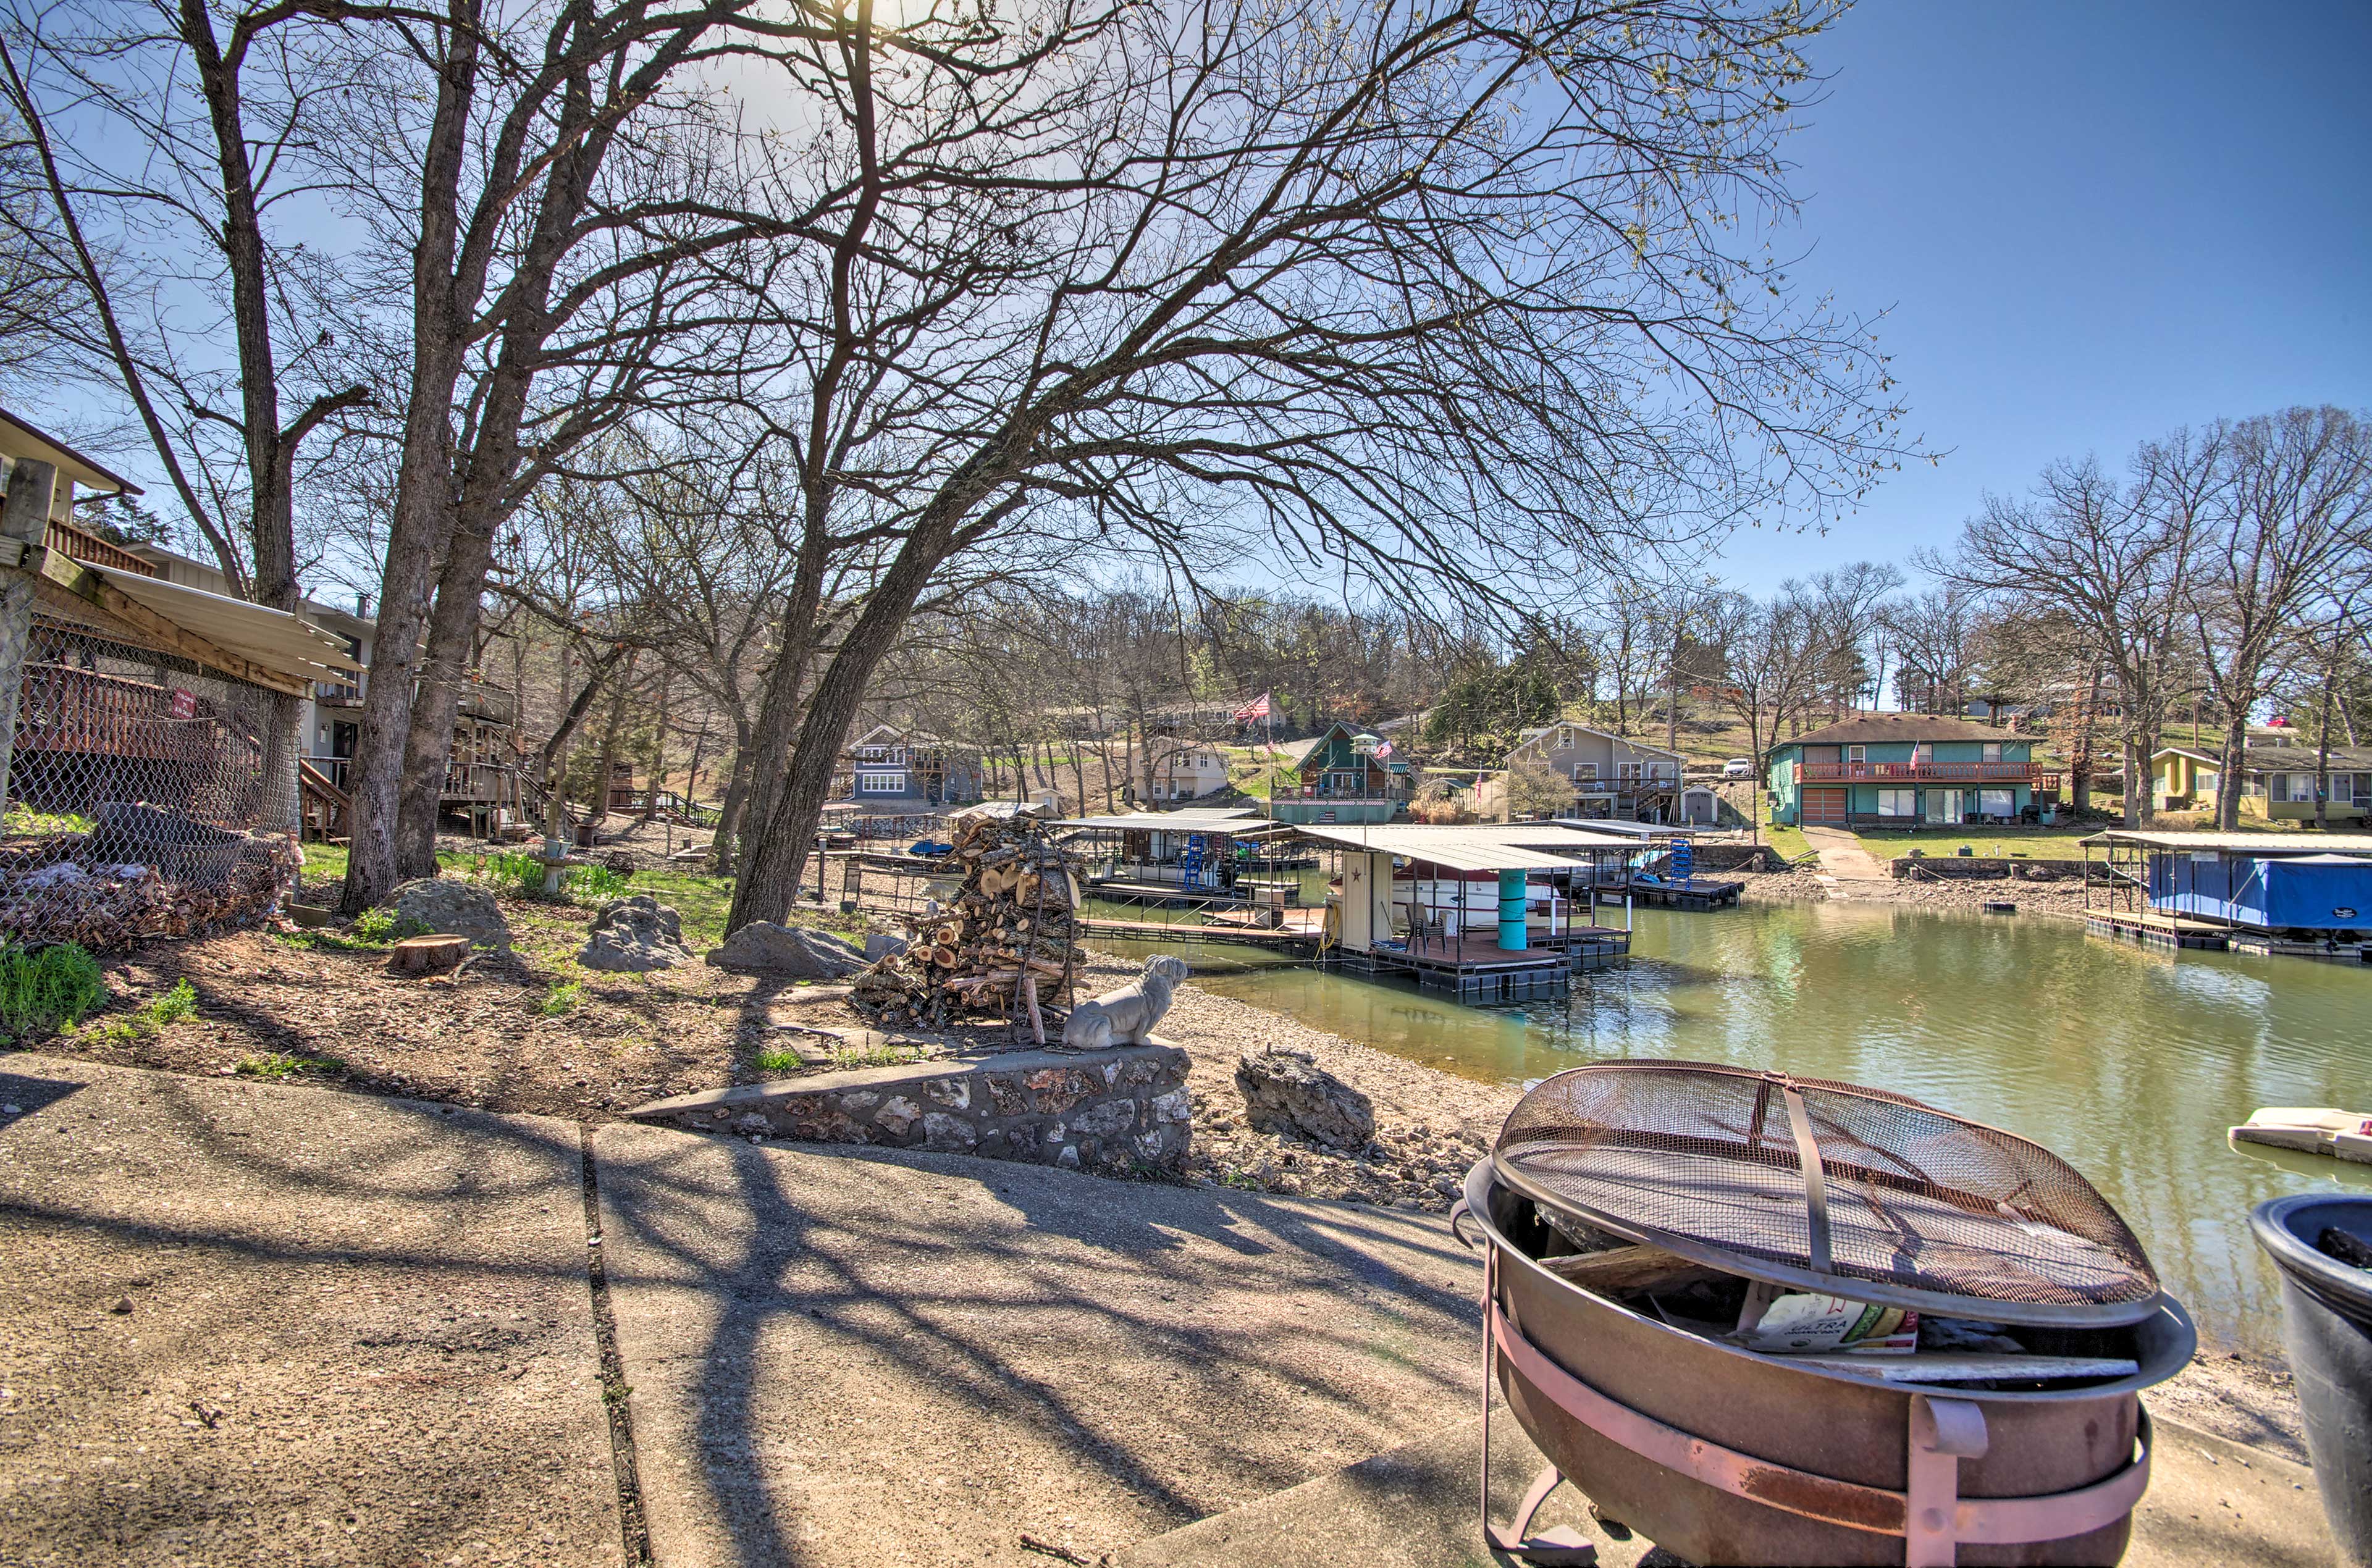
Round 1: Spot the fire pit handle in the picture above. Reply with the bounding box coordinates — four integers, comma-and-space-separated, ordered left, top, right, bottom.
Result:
1449, 1200, 1482, 1251
1778, 1081, 1834, 1274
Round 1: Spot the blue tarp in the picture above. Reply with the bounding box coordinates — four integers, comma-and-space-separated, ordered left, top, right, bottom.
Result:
2147, 852, 2372, 931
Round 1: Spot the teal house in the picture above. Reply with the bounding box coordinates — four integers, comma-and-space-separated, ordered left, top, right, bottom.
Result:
1767, 715, 2059, 827
1266, 721, 1411, 825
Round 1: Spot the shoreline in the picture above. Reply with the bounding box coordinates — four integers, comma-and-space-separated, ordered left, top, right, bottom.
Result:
1116, 919, 2310, 1466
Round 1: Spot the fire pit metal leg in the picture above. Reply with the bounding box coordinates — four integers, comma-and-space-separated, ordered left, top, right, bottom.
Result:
1479, 1245, 1598, 1565
1904, 1394, 1988, 1567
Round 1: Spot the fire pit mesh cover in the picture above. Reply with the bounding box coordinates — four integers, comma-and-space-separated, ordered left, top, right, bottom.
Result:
1495, 1060, 2161, 1322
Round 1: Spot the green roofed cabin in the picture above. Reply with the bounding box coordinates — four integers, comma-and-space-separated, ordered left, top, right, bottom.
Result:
1766, 715, 2061, 828
1266, 721, 1411, 825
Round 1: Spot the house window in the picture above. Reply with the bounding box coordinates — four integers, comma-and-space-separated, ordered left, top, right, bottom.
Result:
1556, 726, 1575, 749
1876, 789, 1917, 817
1927, 789, 1963, 823
1615, 761, 1641, 781
1846, 745, 1867, 765
1979, 788, 2014, 818
1325, 769, 1365, 794
1571, 762, 1598, 781
1911, 742, 1932, 764
2287, 774, 2316, 803
859, 772, 906, 794
1982, 742, 2003, 763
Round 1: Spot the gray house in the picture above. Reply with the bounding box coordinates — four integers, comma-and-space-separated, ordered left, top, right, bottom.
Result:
1504, 722, 1688, 822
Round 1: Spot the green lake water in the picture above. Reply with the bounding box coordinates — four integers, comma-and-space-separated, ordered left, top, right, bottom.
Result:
1146, 900, 2372, 1353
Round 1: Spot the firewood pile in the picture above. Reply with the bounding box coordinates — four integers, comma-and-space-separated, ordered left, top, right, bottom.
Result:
0, 831, 301, 950
851, 815, 1083, 1029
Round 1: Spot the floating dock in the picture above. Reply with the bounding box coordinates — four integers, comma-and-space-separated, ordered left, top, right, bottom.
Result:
1628, 875, 1744, 910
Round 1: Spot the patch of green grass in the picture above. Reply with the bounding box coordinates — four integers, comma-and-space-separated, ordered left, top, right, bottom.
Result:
831, 1042, 920, 1069
235, 1052, 345, 1080
564, 865, 632, 904
2, 805, 97, 836
148, 978, 199, 1025
752, 1046, 804, 1073
1848, 828, 2106, 862
539, 980, 584, 1017
0, 943, 107, 1038
1760, 823, 1815, 863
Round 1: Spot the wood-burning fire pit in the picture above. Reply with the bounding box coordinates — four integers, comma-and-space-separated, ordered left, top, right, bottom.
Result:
1452, 1062, 2195, 1567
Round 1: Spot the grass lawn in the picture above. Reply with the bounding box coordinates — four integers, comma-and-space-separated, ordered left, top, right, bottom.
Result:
1848, 826, 2105, 861
293, 841, 744, 949
1759, 823, 1815, 862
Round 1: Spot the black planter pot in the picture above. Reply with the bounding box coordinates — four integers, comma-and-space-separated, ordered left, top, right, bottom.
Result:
2250, 1193, 2372, 1568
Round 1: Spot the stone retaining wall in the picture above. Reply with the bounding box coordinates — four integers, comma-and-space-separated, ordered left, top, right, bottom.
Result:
1888, 857, 2102, 882
625, 1041, 1191, 1175
1686, 844, 1786, 872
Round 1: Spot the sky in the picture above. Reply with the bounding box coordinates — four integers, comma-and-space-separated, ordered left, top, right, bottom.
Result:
1705, 0, 2372, 593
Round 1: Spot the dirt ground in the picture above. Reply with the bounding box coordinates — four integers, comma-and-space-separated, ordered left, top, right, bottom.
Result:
20, 880, 2310, 1470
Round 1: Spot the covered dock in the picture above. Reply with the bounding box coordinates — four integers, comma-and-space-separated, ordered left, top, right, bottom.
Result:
1054, 807, 1280, 902
1552, 818, 1745, 908
1292, 822, 1643, 999
2083, 829, 2372, 961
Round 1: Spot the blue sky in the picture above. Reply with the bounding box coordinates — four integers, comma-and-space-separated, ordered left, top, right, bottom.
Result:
1707, 0, 2372, 593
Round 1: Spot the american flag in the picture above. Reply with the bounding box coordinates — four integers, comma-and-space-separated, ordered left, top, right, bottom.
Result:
1233, 691, 1272, 723
1373, 738, 1394, 759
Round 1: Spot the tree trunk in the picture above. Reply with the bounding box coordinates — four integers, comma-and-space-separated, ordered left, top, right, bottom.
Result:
338, 15, 480, 913
591, 653, 635, 826
2315, 665, 2337, 829
2217, 705, 2248, 832
712, 717, 755, 871
393, 503, 498, 879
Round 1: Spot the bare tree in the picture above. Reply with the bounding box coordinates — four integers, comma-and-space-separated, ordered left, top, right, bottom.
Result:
2184, 408, 2372, 829
720, 0, 1909, 930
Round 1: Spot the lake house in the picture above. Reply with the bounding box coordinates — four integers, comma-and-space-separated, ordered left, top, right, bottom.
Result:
828, 724, 984, 813
1142, 739, 1232, 803
1266, 721, 1411, 825
1767, 715, 2059, 828
2151, 742, 2371, 825
1503, 721, 1687, 822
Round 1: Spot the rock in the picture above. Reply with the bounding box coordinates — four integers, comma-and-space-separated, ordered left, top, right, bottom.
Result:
1235, 1047, 1376, 1152
390, 879, 510, 951
863, 931, 909, 962
580, 895, 694, 973
706, 921, 868, 978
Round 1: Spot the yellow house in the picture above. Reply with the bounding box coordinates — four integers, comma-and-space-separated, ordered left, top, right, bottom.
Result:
2150, 747, 2223, 813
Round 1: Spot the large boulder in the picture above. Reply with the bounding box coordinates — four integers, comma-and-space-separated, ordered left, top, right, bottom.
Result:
706, 921, 868, 978
581, 894, 694, 973
390, 878, 510, 952
1235, 1047, 1374, 1152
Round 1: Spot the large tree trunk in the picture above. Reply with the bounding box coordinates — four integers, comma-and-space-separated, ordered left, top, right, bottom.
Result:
339, 15, 480, 913
591, 654, 636, 826
711, 722, 754, 871
2217, 704, 2248, 832
393, 503, 499, 878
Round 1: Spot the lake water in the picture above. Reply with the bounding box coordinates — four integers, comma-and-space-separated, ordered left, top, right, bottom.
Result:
1154, 899, 2372, 1353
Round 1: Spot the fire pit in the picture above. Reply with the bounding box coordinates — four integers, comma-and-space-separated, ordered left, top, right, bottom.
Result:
1453, 1062, 2194, 1567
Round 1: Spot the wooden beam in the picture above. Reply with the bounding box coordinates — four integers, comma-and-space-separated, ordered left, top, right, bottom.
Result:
34, 550, 309, 695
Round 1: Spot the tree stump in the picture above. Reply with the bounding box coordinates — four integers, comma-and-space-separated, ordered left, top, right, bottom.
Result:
388, 934, 469, 975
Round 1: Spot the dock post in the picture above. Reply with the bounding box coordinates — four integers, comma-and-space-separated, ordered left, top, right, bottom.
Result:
1497, 869, 1528, 951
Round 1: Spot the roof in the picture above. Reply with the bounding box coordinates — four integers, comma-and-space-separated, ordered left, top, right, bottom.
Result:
2150, 745, 2221, 765
1779, 715, 2016, 748
2084, 830, 2372, 855
1512, 722, 1686, 760
82, 561, 362, 682
1051, 807, 1268, 833
1290, 821, 1641, 873
1548, 818, 1700, 838
2242, 746, 2372, 771
0, 408, 143, 497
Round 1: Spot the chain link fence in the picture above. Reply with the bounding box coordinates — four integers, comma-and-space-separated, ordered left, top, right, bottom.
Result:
0, 614, 301, 947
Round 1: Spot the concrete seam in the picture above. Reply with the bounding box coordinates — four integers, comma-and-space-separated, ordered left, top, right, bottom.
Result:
581, 1123, 654, 1565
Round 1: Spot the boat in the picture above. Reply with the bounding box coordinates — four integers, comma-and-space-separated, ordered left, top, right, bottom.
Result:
2230, 1107, 2372, 1165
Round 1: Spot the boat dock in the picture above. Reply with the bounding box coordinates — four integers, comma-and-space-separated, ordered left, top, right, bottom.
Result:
1628, 874, 1744, 910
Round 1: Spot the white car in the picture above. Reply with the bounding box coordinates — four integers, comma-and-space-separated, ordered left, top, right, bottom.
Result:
1722, 757, 1754, 779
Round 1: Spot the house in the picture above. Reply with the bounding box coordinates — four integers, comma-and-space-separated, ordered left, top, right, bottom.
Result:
1767, 715, 2059, 827
0, 408, 360, 845
2153, 744, 2372, 823
122, 541, 531, 836
1143, 739, 1230, 803
1502, 722, 1686, 823
1265, 721, 1411, 825
828, 724, 983, 812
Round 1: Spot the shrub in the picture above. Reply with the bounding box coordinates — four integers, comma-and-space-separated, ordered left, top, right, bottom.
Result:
148, 978, 199, 1025
564, 865, 631, 905
539, 980, 583, 1017
482, 851, 547, 897
235, 1052, 343, 1080
0, 943, 108, 1038
752, 1046, 803, 1073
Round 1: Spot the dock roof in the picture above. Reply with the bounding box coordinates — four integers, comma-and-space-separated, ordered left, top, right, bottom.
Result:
2083, 829, 2372, 855
1291, 821, 1640, 873
1051, 807, 1268, 834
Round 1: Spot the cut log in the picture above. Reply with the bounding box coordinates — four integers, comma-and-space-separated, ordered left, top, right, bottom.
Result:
1535, 1245, 1731, 1296
388, 934, 470, 975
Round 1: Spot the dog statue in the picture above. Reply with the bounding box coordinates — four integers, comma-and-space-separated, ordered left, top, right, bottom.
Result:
1061, 954, 1189, 1050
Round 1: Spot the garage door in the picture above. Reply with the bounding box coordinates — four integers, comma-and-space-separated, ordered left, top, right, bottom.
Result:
1801, 787, 1848, 825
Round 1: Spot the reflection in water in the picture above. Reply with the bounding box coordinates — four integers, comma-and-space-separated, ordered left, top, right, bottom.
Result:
1158, 900, 2372, 1353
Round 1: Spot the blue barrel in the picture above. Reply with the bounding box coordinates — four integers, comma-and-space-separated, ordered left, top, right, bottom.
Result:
1497, 869, 1527, 951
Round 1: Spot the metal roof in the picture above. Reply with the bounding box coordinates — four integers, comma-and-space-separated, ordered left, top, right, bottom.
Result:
2083, 829, 2372, 854
1548, 818, 1699, 838
1051, 807, 1268, 833
1292, 821, 1640, 873
96, 567, 364, 681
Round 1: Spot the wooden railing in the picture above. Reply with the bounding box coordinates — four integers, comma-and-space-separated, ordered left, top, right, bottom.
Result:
1798, 761, 2051, 783
43, 519, 158, 577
